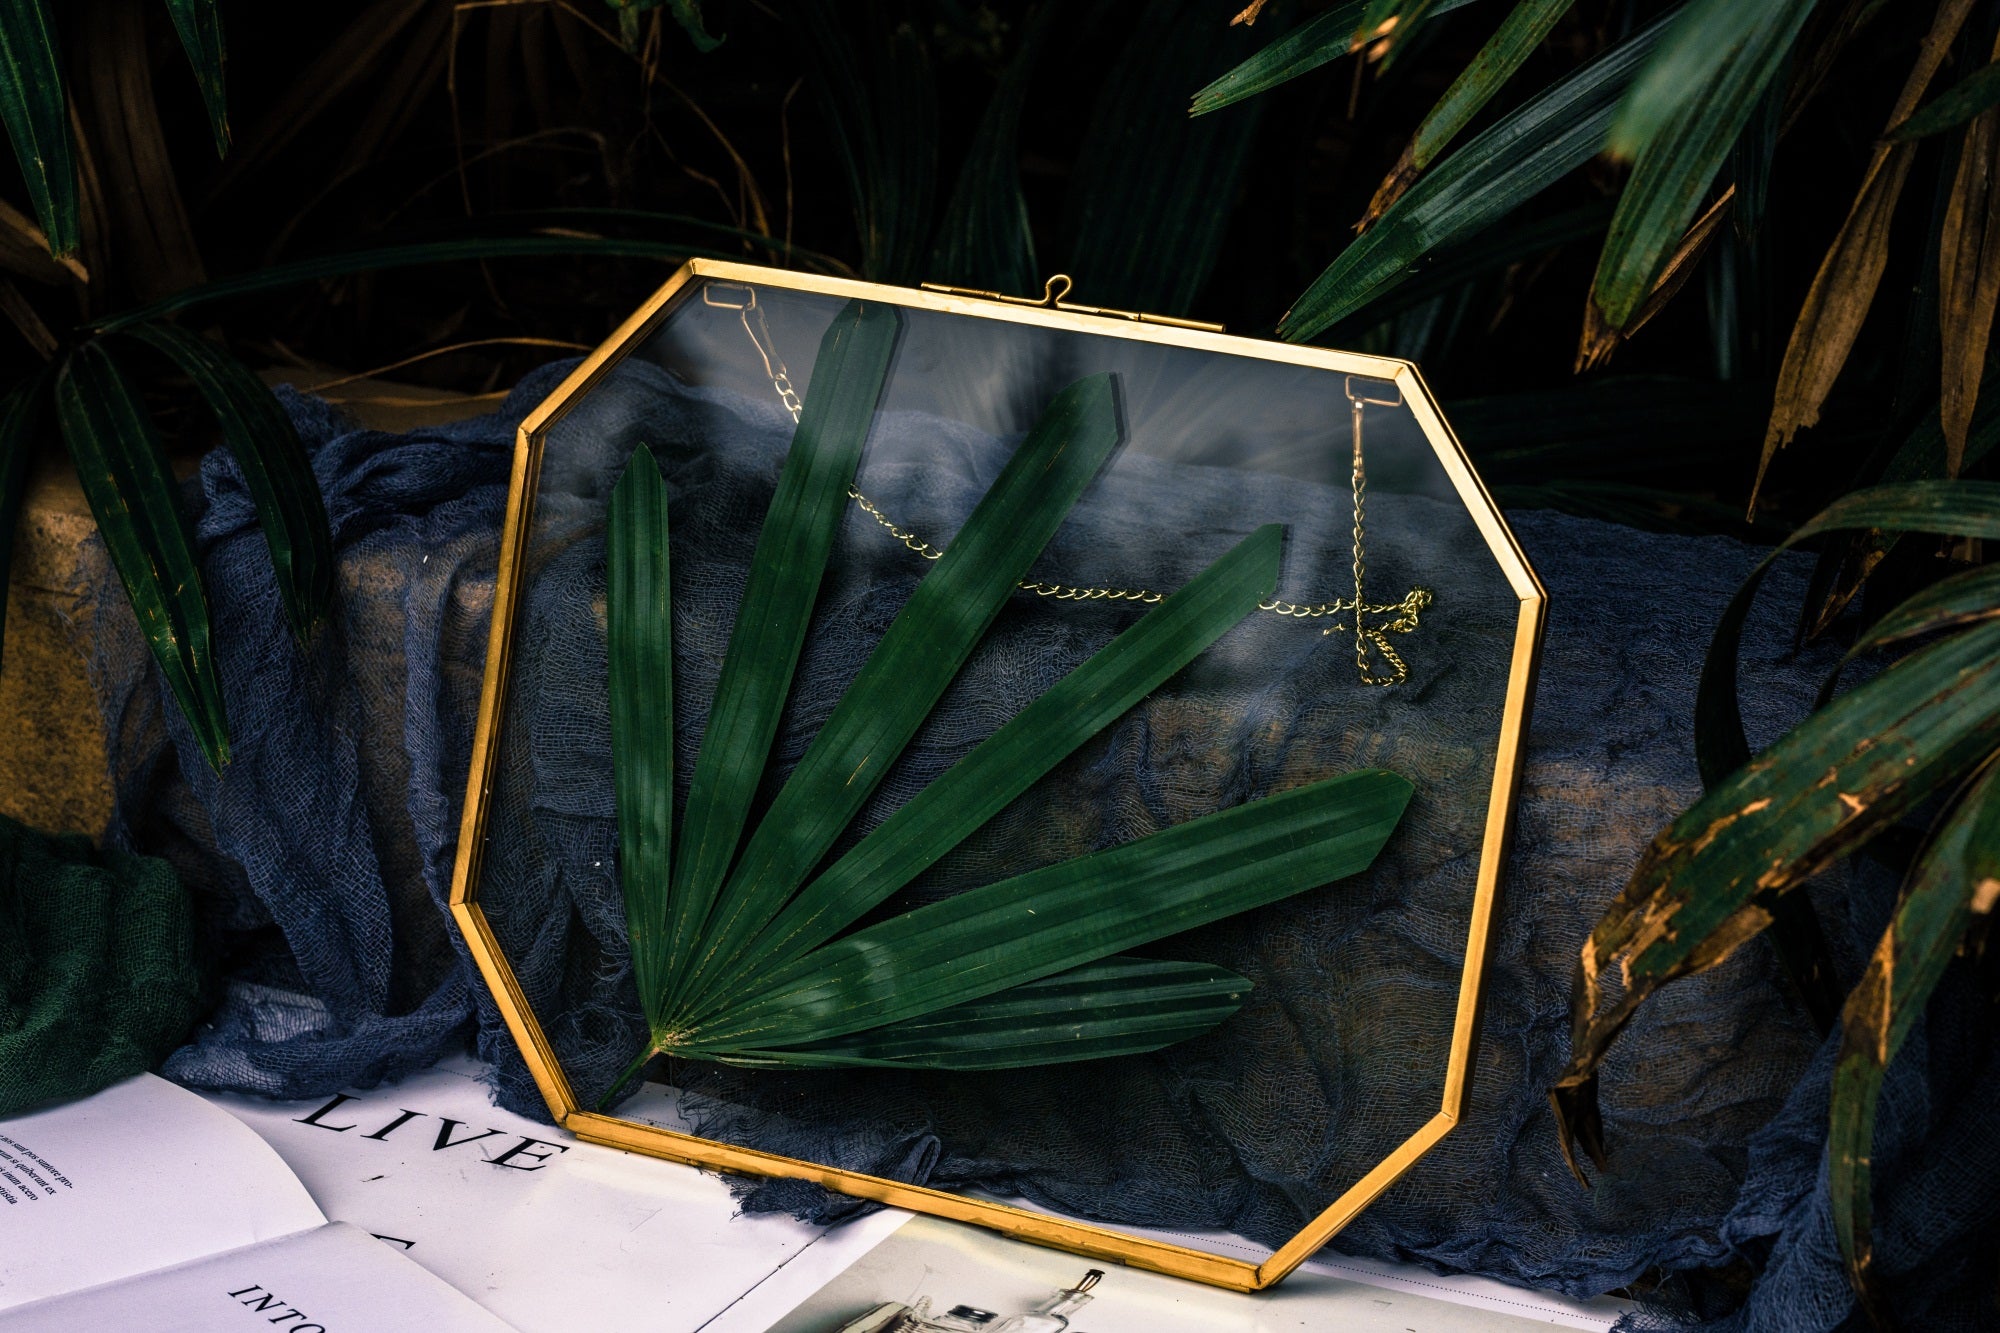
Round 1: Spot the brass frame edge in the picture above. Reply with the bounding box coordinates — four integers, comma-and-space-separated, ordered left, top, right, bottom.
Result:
447, 258, 1547, 1292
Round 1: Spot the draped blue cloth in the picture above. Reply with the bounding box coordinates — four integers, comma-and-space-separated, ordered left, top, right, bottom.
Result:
79, 363, 1998, 1331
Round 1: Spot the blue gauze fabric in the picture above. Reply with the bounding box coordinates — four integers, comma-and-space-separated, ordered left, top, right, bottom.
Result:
77, 362, 1998, 1331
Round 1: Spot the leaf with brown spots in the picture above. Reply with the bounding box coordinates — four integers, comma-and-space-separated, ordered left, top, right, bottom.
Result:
1552, 480, 2000, 1181
1830, 759, 2000, 1323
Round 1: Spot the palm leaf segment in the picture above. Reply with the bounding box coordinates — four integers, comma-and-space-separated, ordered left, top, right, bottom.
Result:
607, 298, 1412, 1080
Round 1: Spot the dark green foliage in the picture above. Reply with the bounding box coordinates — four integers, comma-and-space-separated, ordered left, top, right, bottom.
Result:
54, 343, 229, 770
0, 0, 73, 255
0, 813, 206, 1116
1279, 11, 1671, 340
125, 324, 332, 640
1062, 0, 1275, 316
1892, 55, 2000, 140
160, 0, 230, 154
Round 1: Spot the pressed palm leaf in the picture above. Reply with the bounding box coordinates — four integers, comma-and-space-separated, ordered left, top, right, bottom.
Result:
55, 342, 230, 770
608, 445, 675, 1029
161, 0, 230, 155
1279, 10, 1672, 340
680, 767, 1412, 1054
668, 372, 1125, 1019
0, 386, 35, 669
1829, 760, 2000, 1321
1363, 0, 1577, 227
0, 0, 75, 257
126, 324, 334, 640
1588, 0, 1818, 333
720, 958, 1253, 1070
660, 300, 901, 1014
691, 523, 1285, 1012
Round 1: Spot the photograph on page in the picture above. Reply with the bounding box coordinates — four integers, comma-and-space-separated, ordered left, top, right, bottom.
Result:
723, 1215, 1620, 1333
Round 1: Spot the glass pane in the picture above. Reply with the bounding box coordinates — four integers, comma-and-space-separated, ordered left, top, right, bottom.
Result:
478, 269, 1529, 1255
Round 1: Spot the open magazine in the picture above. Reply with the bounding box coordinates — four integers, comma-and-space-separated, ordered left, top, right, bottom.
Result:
201, 1056, 1627, 1332
3, 1054, 1626, 1332
0, 1074, 515, 1331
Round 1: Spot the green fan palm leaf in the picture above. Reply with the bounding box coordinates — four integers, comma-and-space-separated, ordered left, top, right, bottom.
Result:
125, 324, 334, 641
662, 300, 902, 1015
719, 958, 1255, 1070
685, 523, 1285, 1013
605, 338, 1411, 1081
667, 370, 1126, 1018
608, 445, 676, 1026
680, 767, 1411, 1055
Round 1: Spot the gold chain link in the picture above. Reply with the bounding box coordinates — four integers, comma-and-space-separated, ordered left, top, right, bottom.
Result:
703, 284, 1432, 685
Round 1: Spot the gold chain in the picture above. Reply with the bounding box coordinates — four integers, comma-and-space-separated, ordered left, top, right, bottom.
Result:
701, 284, 1431, 685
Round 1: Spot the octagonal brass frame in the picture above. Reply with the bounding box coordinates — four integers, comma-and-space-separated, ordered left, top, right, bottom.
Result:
448, 259, 1545, 1293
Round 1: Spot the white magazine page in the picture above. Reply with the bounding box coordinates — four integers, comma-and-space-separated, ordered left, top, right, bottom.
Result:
0, 1075, 325, 1310
711, 1213, 1631, 1333
0, 1220, 517, 1332
203, 1058, 908, 1333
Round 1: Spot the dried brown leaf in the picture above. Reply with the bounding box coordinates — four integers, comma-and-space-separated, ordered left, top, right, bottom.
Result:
1577, 185, 1736, 372
74, 0, 206, 301
1231, 0, 1272, 26
1753, 0, 1978, 514
1939, 33, 2000, 476
1360, 140, 1421, 233
0, 277, 57, 358
0, 198, 86, 286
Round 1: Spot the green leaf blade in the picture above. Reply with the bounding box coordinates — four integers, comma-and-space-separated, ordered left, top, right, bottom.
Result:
1190, 1, 1369, 117
1891, 56, 2000, 141
1698, 481, 2000, 788
662, 300, 902, 1012
55, 343, 229, 769
1278, 9, 1673, 341
685, 767, 1412, 1052
1591, 0, 1819, 329
126, 324, 334, 640
671, 372, 1128, 1019
694, 522, 1284, 1011
1403, 0, 1576, 174
725, 957, 1251, 1070
1838, 563, 2000, 666
1830, 760, 2000, 1315
161, 0, 230, 155
608, 446, 676, 1029
0, 0, 77, 256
